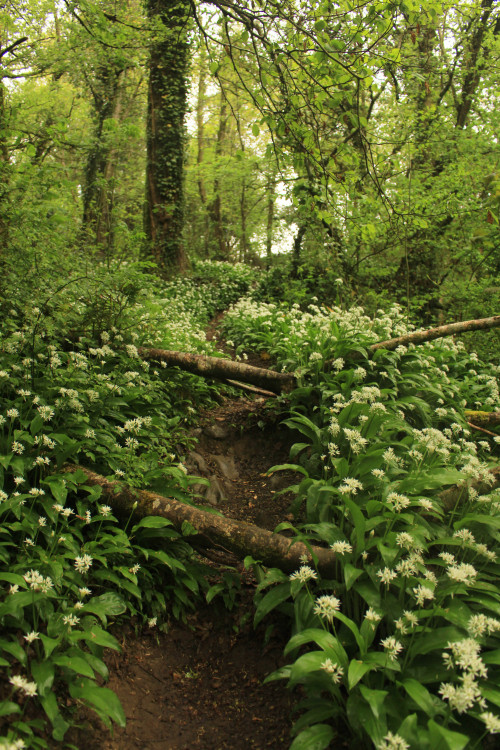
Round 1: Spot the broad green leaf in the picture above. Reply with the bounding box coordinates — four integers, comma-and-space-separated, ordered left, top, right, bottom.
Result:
31, 660, 55, 697
289, 651, 330, 685
131, 516, 173, 531
427, 719, 468, 750
69, 679, 126, 727
40, 634, 60, 659
40, 691, 70, 740
481, 686, 500, 708
400, 678, 442, 717
254, 582, 291, 627
289, 724, 335, 750
0, 702, 21, 717
344, 563, 363, 591
285, 629, 348, 668
347, 659, 374, 690
75, 627, 121, 651
410, 627, 463, 657
53, 654, 95, 678
359, 685, 387, 720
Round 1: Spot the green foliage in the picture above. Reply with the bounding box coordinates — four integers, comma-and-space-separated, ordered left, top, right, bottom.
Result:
225, 294, 500, 748
0, 260, 244, 747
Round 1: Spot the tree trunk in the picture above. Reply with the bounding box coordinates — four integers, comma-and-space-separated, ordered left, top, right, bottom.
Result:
63, 465, 337, 576
265, 175, 275, 259
144, 0, 190, 273
455, 1, 500, 130
81, 65, 125, 254
208, 91, 229, 258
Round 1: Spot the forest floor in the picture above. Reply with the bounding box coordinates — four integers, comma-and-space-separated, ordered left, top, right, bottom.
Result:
67, 333, 304, 749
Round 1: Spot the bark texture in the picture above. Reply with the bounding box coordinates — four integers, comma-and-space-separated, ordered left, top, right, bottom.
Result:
369, 315, 500, 354
63, 465, 336, 576
465, 410, 500, 427
138, 347, 295, 393
139, 315, 500, 396
144, 0, 190, 272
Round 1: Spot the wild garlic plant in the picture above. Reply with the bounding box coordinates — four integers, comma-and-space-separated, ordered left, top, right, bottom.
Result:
226, 298, 500, 748
0, 266, 247, 747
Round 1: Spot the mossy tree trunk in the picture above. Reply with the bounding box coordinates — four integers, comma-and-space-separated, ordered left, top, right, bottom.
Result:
144, 0, 190, 273
81, 64, 125, 255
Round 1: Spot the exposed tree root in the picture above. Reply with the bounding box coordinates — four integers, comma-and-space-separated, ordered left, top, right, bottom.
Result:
63, 465, 337, 576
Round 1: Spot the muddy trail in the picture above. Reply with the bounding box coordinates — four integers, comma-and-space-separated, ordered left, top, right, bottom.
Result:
69, 383, 303, 749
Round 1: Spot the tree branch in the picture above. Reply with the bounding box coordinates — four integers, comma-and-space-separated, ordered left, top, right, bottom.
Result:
63, 465, 337, 576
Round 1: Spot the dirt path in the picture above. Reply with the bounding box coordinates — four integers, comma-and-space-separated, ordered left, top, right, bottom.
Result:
69, 386, 301, 750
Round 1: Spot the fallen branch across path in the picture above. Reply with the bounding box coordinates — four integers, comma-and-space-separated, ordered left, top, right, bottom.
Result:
138, 347, 295, 394
139, 315, 500, 395
63, 465, 337, 576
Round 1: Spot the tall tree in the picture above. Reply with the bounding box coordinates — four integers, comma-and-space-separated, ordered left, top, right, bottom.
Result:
144, 0, 190, 272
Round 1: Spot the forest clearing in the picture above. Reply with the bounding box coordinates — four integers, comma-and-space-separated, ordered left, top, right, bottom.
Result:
1, 1, 500, 748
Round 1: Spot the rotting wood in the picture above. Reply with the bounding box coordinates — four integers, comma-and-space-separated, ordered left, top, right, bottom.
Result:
63, 465, 337, 576
138, 347, 295, 394
139, 315, 500, 395
464, 410, 500, 428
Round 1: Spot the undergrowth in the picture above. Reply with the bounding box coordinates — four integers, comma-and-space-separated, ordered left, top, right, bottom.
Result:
0, 260, 254, 749
0, 262, 499, 750
223, 296, 500, 749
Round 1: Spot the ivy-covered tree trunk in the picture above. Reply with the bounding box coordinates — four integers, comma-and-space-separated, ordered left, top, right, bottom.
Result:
144, 0, 190, 272
81, 64, 125, 254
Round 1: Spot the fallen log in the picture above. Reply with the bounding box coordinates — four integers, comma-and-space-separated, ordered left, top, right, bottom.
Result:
138, 315, 500, 395
369, 315, 500, 354
63, 465, 337, 576
138, 347, 295, 394
440, 466, 500, 511
464, 410, 500, 428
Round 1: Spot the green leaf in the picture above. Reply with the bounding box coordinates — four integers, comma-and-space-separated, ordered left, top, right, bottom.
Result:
427, 719, 468, 750
40, 691, 70, 741
0, 701, 21, 717
342, 495, 365, 553
69, 679, 126, 728
252, 123, 260, 137
400, 678, 442, 718
481, 686, 500, 708
285, 629, 348, 668
83, 592, 127, 622
254, 582, 291, 627
347, 659, 374, 690
344, 563, 363, 591
73, 626, 121, 651
289, 724, 335, 750
0, 639, 27, 666
31, 660, 55, 697
289, 651, 330, 685
410, 627, 464, 657
131, 516, 173, 531
359, 685, 387, 720
40, 634, 60, 659
53, 654, 95, 678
